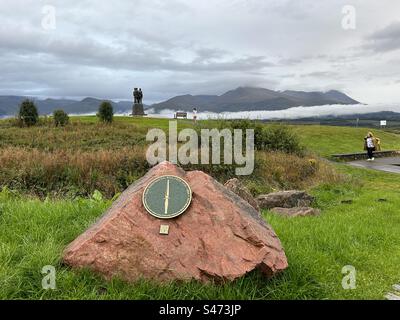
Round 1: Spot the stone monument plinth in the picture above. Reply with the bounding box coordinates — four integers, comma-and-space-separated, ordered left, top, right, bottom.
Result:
132, 103, 146, 116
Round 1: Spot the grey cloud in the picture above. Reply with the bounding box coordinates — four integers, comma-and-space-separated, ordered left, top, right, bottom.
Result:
0, 0, 400, 104
277, 58, 304, 66
300, 71, 338, 78
0, 26, 272, 74
364, 21, 400, 52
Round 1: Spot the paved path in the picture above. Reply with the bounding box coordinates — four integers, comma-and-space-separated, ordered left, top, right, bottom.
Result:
348, 156, 400, 174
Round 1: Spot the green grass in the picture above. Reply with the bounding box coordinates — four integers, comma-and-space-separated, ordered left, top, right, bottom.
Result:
0, 165, 399, 300
70, 115, 196, 132
0, 116, 203, 152
0, 190, 316, 300
0, 117, 399, 299
2, 116, 399, 155
291, 125, 400, 157
266, 166, 400, 299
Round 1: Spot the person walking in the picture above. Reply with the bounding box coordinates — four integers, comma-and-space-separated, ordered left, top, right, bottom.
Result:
364, 132, 381, 161
193, 107, 197, 124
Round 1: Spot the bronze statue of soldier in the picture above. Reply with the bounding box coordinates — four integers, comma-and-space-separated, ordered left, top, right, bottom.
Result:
138, 88, 143, 104
133, 88, 140, 104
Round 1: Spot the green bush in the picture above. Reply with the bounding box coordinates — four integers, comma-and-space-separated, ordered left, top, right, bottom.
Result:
18, 99, 39, 126
198, 119, 303, 155
221, 119, 303, 155
53, 109, 69, 126
258, 125, 304, 155
97, 101, 113, 123
229, 119, 264, 148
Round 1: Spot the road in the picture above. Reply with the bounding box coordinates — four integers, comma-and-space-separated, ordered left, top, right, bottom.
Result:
348, 156, 400, 174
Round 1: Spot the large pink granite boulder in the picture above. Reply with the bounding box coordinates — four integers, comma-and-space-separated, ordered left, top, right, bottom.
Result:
63, 162, 288, 283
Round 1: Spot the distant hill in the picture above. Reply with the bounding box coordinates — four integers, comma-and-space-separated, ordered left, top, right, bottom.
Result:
150, 87, 360, 112
0, 87, 360, 116
297, 111, 400, 121
0, 96, 135, 116
280, 111, 400, 128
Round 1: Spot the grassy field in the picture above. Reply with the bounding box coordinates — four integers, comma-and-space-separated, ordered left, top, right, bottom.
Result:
0, 117, 338, 198
291, 124, 400, 157
2, 116, 399, 154
0, 116, 399, 299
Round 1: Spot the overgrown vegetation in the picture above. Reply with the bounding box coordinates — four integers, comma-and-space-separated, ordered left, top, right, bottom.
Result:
1, 117, 398, 199
0, 146, 149, 198
0, 118, 338, 198
0, 145, 338, 199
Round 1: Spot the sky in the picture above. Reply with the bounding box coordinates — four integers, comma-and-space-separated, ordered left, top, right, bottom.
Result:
1, 0, 400, 105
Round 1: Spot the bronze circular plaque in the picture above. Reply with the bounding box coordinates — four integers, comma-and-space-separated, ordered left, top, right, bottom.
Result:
142, 175, 192, 219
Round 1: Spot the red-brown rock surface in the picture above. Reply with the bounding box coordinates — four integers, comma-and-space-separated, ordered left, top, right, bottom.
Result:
224, 178, 260, 212
63, 162, 288, 283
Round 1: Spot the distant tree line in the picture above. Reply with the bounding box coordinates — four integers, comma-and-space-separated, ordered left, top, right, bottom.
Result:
17, 99, 114, 126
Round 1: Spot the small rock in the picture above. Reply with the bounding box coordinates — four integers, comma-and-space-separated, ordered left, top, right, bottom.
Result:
256, 190, 314, 210
224, 178, 260, 212
270, 207, 321, 217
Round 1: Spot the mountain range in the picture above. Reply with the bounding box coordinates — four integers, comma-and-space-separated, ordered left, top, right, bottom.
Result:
0, 87, 360, 116
150, 87, 360, 112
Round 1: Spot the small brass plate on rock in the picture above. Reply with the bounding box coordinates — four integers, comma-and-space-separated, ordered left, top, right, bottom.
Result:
159, 225, 170, 235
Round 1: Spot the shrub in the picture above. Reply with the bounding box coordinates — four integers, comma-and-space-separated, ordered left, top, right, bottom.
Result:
214, 119, 304, 155
253, 151, 344, 192
97, 101, 113, 123
53, 109, 69, 126
18, 99, 39, 126
257, 125, 304, 155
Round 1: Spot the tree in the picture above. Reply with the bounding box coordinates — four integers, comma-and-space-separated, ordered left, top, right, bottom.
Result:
18, 99, 39, 126
97, 101, 113, 123
53, 109, 69, 126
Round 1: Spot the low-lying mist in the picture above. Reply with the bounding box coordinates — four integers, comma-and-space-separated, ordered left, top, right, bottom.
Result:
145, 103, 400, 120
